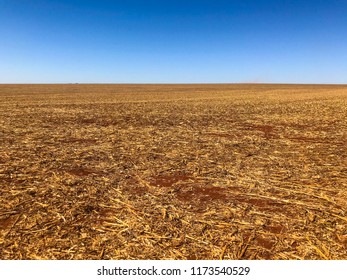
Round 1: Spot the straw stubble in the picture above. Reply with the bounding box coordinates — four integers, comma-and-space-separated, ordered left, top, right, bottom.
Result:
0, 84, 346, 259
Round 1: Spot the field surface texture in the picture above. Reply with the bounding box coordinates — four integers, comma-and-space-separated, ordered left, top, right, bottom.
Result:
0, 84, 346, 260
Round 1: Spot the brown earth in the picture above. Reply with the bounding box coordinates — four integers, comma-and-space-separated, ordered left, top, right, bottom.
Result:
0, 84, 346, 259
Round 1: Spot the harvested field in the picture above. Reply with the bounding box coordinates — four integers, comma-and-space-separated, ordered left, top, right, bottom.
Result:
0, 83, 346, 260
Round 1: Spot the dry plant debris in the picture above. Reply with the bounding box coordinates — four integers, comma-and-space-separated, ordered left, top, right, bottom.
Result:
0, 84, 346, 259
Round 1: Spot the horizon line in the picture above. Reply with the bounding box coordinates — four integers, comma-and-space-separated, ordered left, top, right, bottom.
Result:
1, 82, 347, 86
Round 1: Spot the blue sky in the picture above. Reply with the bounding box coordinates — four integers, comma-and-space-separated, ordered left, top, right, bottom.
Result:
0, 0, 346, 83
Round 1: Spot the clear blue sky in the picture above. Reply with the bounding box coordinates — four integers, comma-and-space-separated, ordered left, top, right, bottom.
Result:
1, 0, 346, 83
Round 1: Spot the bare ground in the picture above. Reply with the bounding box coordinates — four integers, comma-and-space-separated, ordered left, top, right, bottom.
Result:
0, 84, 346, 259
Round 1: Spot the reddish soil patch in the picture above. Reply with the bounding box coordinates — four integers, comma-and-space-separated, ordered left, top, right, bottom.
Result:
291, 241, 299, 249
232, 196, 295, 216
257, 251, 272, 259
255, 236, 276, 250
176, 186, 228, 204
241, 232, 276, 259
123, 185, 149, 196
0, 215, 19, 231
197, 186, 228, 202
265, 224, 286, 234
234, 196, 282, 208
149, 174, 192, 188
253, 125, 275, 139
244, 124, 276, 139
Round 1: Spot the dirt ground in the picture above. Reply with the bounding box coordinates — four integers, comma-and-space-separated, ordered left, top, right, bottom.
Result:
0, 84, 346, 259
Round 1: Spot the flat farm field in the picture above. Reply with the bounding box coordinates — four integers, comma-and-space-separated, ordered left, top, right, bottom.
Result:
0, 84, 346, 259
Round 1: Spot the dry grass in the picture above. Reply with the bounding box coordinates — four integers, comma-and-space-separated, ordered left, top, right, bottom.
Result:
0, 84, 346, 260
